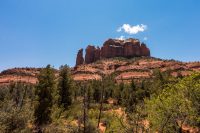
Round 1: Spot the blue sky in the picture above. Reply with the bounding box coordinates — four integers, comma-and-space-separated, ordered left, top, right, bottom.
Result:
0, 0, 200, 71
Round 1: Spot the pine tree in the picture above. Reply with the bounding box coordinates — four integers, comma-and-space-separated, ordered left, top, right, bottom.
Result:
117, 80, 125, 105
58, 65, 72, 110
138, 80, 150, 100
103, 75, 115, 100
92, 80, 101, 103
130, 79, 136, 92
126, 79, 137, 113
34, 65, 56, 125
86, 83, 93, 109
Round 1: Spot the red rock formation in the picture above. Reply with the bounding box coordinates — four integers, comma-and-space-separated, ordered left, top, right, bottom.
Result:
101, 38, 150, 59
76, 49, 84, 66
85, 45, 101, 64
124, 39, 141, 57
76, 38, 151, 66
101, 39, 124, 58
0, 68, 42, 86
94, 47, 101, 61
140, 43, 150, 56
85, 45, 96, 64
72, 57, 200, 82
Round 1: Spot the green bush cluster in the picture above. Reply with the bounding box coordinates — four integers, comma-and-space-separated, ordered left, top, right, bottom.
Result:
0, 64, 199, 133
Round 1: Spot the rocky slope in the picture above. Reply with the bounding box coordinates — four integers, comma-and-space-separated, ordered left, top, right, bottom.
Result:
72, 57, 200, 82
0, 68, 41, 86
0, 57, 200, 86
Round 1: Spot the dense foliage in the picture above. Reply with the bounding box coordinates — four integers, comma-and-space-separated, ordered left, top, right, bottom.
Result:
57, 65, 73, 109
0, 83, 35, 133
146, 73, 200, 132
0, 65, 199, 133
34, 65, 56, 126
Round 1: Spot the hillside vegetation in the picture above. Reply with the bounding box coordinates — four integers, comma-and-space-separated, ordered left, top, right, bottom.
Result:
0, 63, 199, 133
1, 57, 200, 85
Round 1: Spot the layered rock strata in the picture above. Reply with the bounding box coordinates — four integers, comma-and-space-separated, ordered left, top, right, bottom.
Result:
76, 38, 150, 66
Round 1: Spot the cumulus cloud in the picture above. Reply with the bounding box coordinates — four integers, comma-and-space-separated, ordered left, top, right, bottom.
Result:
117, 24, 147, 35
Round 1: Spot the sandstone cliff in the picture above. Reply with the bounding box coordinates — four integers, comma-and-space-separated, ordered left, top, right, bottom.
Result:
76, 49, 84, 66
75, 38, 150, 65
72, 57, 200, 82
0, 68, 41, 85
1, 58, 200, 85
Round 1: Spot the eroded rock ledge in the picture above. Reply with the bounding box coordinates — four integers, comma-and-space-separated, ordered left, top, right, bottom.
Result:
76, 38, 150, 66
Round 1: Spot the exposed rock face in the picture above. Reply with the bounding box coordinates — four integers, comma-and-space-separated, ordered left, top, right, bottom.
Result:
101, 38, 150, 58
140, 43, 150, 56
124, 39, 141, 57
1, 59, 200, 85
76, 38, 151, 66
85, 45, 96, 64
94, 47, 101, 61
72, 57, 200, 82
76, 49, 84, 66
0, 68, 41, 85
84, 45, 101, 64
101, 39, 124, 58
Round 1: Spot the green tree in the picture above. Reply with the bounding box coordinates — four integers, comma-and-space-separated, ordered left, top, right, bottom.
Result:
145, 73, 200, 132
34, 65, 56, 125
86, 82, 93, 109
126, 103, 148, 133
148, 69, 178, 97
0, 83, 35, 133
130, 79, 136, 92
135, 81, 150, 102
58, 65, 73, 110
92, 80, 101, 103
125, 79, 137, 113
116, 80, 125, 105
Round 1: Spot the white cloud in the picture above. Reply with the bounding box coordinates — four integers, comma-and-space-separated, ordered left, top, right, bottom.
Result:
117, 24, 147, 35
143, 37, 148, 41
116, 35, 125, 40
